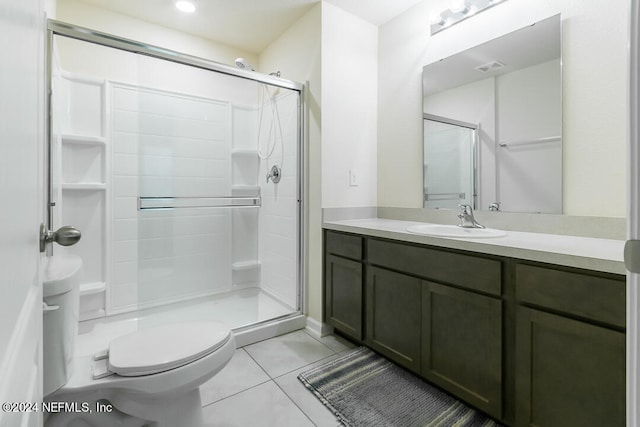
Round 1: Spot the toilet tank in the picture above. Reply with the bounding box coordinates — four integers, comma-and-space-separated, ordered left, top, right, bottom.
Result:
42, 255, 82, 396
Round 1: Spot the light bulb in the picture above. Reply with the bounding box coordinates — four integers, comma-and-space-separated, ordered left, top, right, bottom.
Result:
429, 13, 445, 26
175, 1, 196, 13
450, 0, 468, 14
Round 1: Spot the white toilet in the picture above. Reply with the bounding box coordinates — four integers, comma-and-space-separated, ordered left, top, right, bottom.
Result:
42, 255, 235, 427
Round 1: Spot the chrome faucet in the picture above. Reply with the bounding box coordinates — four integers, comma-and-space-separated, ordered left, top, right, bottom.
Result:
457, 204, 485, 229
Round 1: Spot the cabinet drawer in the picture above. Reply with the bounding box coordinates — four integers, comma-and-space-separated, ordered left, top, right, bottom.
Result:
516, 264, 625, 328
368, 238, 501, 296
325, 230, 363, 260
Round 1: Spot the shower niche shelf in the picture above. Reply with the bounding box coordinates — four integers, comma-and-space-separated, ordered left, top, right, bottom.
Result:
231, 148, 259, 156
231, 145, 259, 187
61, 134, 107, 145
232, 261, 261, 288
52, 72, 108, 321
60, 135, 105, 185
232, 260, 261, 271
79, 281, 107, 320
62, 183, 106, 190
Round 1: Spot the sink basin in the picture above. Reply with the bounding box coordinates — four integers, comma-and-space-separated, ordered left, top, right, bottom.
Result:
406, 224, 507, 239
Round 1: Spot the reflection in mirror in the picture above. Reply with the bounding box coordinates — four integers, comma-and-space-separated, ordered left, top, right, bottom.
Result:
423, 114, 477, 210
423, 14, 562, 213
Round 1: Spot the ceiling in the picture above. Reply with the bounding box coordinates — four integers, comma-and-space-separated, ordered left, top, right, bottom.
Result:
74, 0, 425, 53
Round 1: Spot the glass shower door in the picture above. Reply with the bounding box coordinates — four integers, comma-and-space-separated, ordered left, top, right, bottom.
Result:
423, 116, 477, 210
50, 29, 302, 332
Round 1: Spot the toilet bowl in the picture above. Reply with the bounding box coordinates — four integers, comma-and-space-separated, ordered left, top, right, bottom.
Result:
42, 256, 235, 427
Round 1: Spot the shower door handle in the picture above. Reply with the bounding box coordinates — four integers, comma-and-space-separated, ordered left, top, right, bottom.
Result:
39, 223, 82, 252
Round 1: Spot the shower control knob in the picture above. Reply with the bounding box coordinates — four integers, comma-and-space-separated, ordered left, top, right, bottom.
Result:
39, 223, 82, 252
266, 165, 281, 184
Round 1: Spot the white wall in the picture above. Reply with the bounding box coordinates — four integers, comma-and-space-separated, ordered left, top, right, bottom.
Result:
260, 4, 323, 320
496, 59, 562, 213
56, 0, 258, 68
424, 59, 562, 213
260, 2, 377, 322
378, 0, 628, 217
321, 2, 378, 208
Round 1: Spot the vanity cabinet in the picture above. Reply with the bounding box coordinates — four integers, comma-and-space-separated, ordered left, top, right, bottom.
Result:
366, 266, 422, 372
324, 232, 364, 341
514, 264, 626, 427
323, 229, 626, 426
366, 237, 503, 419
421, 280, 502, 418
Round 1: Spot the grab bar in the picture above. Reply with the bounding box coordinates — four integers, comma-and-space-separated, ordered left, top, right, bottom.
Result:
138, 196, 261, 210
499, 136, 561, 147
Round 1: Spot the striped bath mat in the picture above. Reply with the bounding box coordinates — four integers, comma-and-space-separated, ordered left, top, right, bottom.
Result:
298, 347, 501, 427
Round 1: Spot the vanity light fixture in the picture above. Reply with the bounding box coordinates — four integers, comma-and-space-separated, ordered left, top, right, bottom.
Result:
175, 0, 196, 13
430, 0, 507, 35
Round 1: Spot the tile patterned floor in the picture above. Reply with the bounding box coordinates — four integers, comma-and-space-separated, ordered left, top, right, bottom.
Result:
201, 329, 356, 427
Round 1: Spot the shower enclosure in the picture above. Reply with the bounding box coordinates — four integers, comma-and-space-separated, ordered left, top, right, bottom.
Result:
423, 114, 477, 210
47, 21, 305, 345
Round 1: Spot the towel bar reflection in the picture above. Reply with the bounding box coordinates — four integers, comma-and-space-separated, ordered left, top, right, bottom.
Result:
499, 136, 561, 147
424, 192, 466, 201
138, 196, 261, 210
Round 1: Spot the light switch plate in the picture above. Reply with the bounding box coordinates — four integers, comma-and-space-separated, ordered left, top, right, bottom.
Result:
349, 169, 358, 187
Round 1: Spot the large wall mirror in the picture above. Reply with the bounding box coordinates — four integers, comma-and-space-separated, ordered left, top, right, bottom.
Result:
422, 14, 562, 213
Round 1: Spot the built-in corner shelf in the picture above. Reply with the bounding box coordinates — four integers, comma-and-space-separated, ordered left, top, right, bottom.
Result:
80, 281, 106, 296
231, 185, 261, 198
61, 183, 106, 191
79, 281, 107, 321
61, 134, 107, 145
232, 261, 261, 271
231, 148, 258, 156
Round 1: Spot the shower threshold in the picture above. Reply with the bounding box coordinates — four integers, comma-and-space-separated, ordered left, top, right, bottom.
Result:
75, 288, 305, 357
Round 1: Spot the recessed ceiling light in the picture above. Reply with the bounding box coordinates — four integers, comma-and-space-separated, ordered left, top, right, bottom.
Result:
175, 1, 196, 13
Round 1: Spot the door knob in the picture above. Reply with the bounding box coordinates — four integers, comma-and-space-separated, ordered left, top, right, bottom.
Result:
40, 223, 81, 252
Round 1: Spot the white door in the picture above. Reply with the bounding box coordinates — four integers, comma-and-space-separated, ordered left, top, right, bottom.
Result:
0, 0, 46, 426
628, 0, 640, 425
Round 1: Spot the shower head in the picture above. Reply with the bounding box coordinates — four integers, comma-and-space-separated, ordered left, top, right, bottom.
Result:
235, 57, 255, 71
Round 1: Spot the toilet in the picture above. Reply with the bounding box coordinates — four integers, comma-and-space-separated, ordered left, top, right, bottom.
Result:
42, 255, 235, 427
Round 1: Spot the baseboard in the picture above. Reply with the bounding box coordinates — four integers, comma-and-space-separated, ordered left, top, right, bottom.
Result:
305, 316, 333, 339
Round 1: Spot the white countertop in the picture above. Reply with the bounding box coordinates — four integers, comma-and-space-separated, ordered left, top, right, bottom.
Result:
323, 218, 626, 275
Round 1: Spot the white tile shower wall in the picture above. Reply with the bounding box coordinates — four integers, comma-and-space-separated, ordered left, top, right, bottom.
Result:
231, 104, 260, 288
258, 90, 299, 309
111, 84, 233, 312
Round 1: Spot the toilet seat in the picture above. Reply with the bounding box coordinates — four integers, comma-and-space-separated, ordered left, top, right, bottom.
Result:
106, 321, 231, 377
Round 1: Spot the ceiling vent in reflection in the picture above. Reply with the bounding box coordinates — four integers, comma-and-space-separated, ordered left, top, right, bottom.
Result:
474, 60, 505, 73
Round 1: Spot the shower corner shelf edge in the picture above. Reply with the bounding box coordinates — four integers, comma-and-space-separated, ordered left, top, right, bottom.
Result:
80, 281, 106, 296
61, 134, 107, 145
231, 148, 258, 156
61, 183, 106, 190
232, 261, 261, 271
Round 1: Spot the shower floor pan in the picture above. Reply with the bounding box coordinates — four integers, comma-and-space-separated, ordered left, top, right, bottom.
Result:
75, 287, 305, 357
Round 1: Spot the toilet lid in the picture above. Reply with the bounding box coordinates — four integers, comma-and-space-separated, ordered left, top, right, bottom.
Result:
108, 321, 231, 377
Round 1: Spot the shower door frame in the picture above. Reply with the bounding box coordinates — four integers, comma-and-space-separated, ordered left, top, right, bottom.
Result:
45, 19, 306, 323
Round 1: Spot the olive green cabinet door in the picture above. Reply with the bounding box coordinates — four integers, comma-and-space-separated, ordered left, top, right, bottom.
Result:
325, 254, 363, 340
515, 306, 625, 427
421, 281, 503, 419
366, 266, 422, 373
